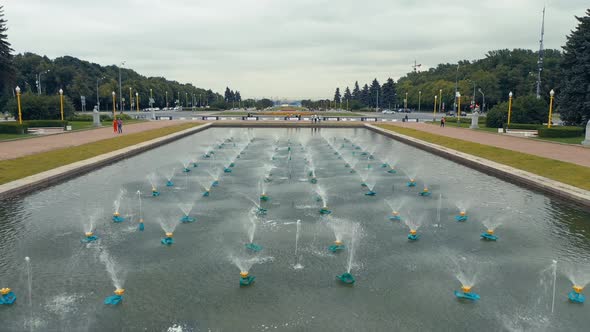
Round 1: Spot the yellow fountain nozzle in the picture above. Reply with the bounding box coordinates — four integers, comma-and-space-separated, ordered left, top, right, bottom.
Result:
410, 178, 415, 182
423, 188, 429, 192
85, 232, 94, 237
152, 187, 157, 191
113, 212, 120, 216
139, 218, 144, 223
240, 271, 249, 278
461, 285, 472, 293
114, 288, 125, 295
0, 288, 11, 295
393, 211, 399, 216
335, 240, 343, 246
165, 232, 173, 238
460, 211, 466, 216
573, 285, 584, 294
486, 229, 494, 235
410, 230, 417, 235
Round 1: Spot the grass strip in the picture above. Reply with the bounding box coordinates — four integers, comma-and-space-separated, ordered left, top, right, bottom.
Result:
0, 123, 200, 185
376, 124, 590, 191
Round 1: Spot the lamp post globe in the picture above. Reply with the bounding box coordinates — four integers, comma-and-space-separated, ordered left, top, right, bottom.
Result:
15, 86, 20, 94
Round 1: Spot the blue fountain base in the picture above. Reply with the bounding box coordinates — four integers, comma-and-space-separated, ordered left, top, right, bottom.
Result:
365, 191, 377, 196
336, 273, 355, 284
381, 163, 389, 168
264, 177, 272, 183
152, 191, 160, 197
320, 208, 332, 215
361, 183, 367, 187
257, 208, 267, 216
183, 168, 191, 173
568, 291, 585, 303
212, 181, 219, 187
180, 216, 196, 223
204, 154, 210, 158
337, 156, 342, 159
355, 146, 361, 150
161, 237, 174, 245
361, 152, 367, 156
419, 191, 431, 197
240, 276, 255, 286
112, 215, 125, 223
455, 216, 468, 222
481, 233, 498, 241
230, 163, 235, 168
245, 243, 263, 252
408, 234, 420, 241
389, 215, 401, 221
388, 169, 397, 174
224, 168, 232, 173
345, 164, 350, 168
310, 178, 317, 184
193, 163, 198, 168
210, 151, 215, 155
0, 292, 16, 305
328, 244, 346, 253
104, 294, 123, 305
166, 181, 174, 187
203, 191, 210, 197
350, 170, 356, 174
81, 235, 99, 243
260, 195, 270, 202
407, 182, 416, 187
454, 291, 480, 301
138, 223, 144, 231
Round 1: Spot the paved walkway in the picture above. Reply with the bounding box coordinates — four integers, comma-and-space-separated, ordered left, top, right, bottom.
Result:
0, 121, 192, 160
387, 122, 590, 167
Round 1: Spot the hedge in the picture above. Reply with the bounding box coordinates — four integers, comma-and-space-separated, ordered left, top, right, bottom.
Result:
24, 120, 67, 128
537, 127, 584, 138
0, 122, 28, 134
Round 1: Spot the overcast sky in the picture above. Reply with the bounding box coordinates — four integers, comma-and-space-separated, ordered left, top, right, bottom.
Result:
4, 0, 588, 99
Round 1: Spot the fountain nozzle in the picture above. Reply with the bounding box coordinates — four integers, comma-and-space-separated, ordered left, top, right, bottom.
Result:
240, 271, 249, 278
461, 285, 472, 293
573, 285, 584, 294
165, 232, 173, 238
0, 288, 10, 295
85, 232, 94, 237
114, 289, 125, 296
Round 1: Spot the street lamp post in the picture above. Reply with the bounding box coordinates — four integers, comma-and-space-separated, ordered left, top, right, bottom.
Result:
166, 91, 168, 108
59, 88, 64, 121
150, 89, 153, 109
438, 89, 443, 114
418, 90, 422, 112
456, 92, 461, 122
112, 92, 117, 120
118, 62, 125, 112
15, 86, 22, 124
129, 87, 132, 111
96, 77, 105, 111
548, 89, 555, 128
136, 92, 139, 112
37, 70, 50, 95
478, 88, 485, 113
433, 95, 438, 121
185, 92, 188, 108
404, 92, 408, 111
507, 92, 514, 126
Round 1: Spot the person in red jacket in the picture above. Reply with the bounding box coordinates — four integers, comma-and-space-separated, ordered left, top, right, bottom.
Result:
113, 119, 118, 133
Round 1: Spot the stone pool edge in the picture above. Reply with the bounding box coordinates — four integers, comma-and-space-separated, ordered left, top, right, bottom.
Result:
365, 123, 590, 207
0, 122, 213, 199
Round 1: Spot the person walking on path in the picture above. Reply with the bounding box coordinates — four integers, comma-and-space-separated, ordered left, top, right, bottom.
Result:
117, 118, 123, 134
440, 116, 446, 127
113, 119, 117, 133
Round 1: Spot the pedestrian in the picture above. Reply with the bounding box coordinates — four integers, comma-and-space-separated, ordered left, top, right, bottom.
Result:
113, 118, 117, 133
117, 118, 123, 134
440, 116, 445, 127
405, 114, 408, 122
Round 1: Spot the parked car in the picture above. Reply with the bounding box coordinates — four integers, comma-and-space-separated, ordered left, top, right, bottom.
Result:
381, 109, 394, 114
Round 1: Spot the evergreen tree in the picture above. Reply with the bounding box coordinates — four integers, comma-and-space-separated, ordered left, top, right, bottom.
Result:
0, 5, 14, 108
381, 78, 397, 109
343, 87, 352, 102
360, 84, 370, 106
369, 78, 380, 108
352, 81, 361, 100
333, 87, 341, 104
235, 91, 241, 102
559, 9, 590, 125
224, 87, 232, 102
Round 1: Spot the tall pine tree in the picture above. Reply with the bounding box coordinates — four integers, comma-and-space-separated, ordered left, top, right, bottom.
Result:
369, 78, 380, 108
333, 87, 341, 104
360, 84, 370, 106
381, 78, 397, 110
0, 5, 14, 107
352, 81, 361, 101
343, 87, 352, 102
559, 9, 590, 125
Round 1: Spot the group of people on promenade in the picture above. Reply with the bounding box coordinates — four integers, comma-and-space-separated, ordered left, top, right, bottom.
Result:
112, 118, 124, 134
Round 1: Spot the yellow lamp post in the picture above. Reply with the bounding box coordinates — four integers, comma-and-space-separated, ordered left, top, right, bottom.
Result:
548, 89, 555, 128
136, 92, 139, 112
59, 88, 64, 121
507, 91, 513, 126
112, 91, 117, 120
405, 92, 408, 111
15, 86, 22, 124
456, 92, 461, 122
433, 95, 438, 121
438, 89, 442, 113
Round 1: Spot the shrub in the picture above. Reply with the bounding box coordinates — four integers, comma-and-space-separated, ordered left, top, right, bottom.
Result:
0, 122, 28, 134
24, 120, 67, 128
485, 102, 508, 127
537, 126, 584, 138
3, 93, 75, 120
68, 114, 93, 121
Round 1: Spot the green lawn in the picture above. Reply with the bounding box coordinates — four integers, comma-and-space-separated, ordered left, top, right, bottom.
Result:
68, 119, 145, 131
0, 133, 34, 141
376, 124, 590, 191
0, 123, 201, 185
534, 136, 585, 145
427, 121, 499, 133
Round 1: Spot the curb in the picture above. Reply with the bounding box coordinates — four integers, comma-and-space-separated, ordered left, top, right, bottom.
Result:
365, 124, 590, 207
0, 122, 212, 199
